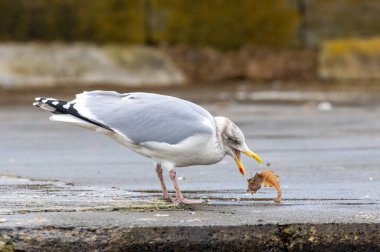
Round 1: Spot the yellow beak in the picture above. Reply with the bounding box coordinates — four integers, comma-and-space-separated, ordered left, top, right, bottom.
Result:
242, 150, 263, 165
234, 149, 262, 176
234, 154, 246, 176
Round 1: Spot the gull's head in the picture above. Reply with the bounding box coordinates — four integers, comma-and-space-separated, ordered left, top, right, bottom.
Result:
215, 116, 262, 176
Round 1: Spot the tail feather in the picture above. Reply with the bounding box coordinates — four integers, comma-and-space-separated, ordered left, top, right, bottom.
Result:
33, 97, 113, 131
33, 97, 68, 114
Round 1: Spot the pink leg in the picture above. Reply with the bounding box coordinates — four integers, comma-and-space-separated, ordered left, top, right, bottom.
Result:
155, 164, 169, 199
169, 170, 204, 205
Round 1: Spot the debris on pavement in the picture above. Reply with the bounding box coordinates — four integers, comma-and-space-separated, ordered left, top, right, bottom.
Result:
317, 101, 333, 111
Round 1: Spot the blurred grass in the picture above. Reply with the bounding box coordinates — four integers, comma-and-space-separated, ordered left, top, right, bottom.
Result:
0, 0, 299, 49
1, 1, 380, 49
304, 0, 380, 46
320, 37, 380, 79
156, 0, 298, 49
324, 37, 380, 57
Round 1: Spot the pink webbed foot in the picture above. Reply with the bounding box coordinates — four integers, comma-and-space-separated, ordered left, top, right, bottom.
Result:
168, 169, 204, 205
172, 196, 205, 205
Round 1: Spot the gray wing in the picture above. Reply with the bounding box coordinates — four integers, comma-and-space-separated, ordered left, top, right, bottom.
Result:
72, 91, 215, 145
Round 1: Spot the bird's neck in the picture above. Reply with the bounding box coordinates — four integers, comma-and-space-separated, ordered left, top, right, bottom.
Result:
213, 116, 228, 155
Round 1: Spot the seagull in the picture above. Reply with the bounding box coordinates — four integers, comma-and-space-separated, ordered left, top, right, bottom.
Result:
33, 91, 262, 204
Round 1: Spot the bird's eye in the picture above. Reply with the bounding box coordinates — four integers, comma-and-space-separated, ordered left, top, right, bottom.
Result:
228, 136, 238, 144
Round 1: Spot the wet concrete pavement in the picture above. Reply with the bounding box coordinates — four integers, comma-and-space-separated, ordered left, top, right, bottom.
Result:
0, 91, 379, 250
1, 96, 379, 227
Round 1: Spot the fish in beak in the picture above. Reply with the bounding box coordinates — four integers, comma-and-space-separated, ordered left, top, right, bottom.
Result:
234, 149, 262, 176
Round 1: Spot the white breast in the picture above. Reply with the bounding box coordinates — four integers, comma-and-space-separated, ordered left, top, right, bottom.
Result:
110, 130, 225, 168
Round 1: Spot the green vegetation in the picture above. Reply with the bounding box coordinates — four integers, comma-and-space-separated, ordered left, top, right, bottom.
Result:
0, 0, 145, 43
0, 0, 299, 49
1, 1, 380, 49
324, 37, 380, 57
157, 0, 298, 49
303, 0, 380, 46
319, 37, 380, 79
0, 235, 15, 252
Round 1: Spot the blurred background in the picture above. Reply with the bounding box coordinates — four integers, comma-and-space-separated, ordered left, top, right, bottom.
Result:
0, 0, 379, 198
1, 0, 380, 92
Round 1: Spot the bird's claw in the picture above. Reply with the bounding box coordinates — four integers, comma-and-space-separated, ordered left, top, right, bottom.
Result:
172, 197, 205, 205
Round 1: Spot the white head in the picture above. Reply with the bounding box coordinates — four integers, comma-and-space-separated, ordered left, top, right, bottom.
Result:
215, 116, 262, 176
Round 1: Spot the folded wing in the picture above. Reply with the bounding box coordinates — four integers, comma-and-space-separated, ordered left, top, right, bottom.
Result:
72, 91, 215, 145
